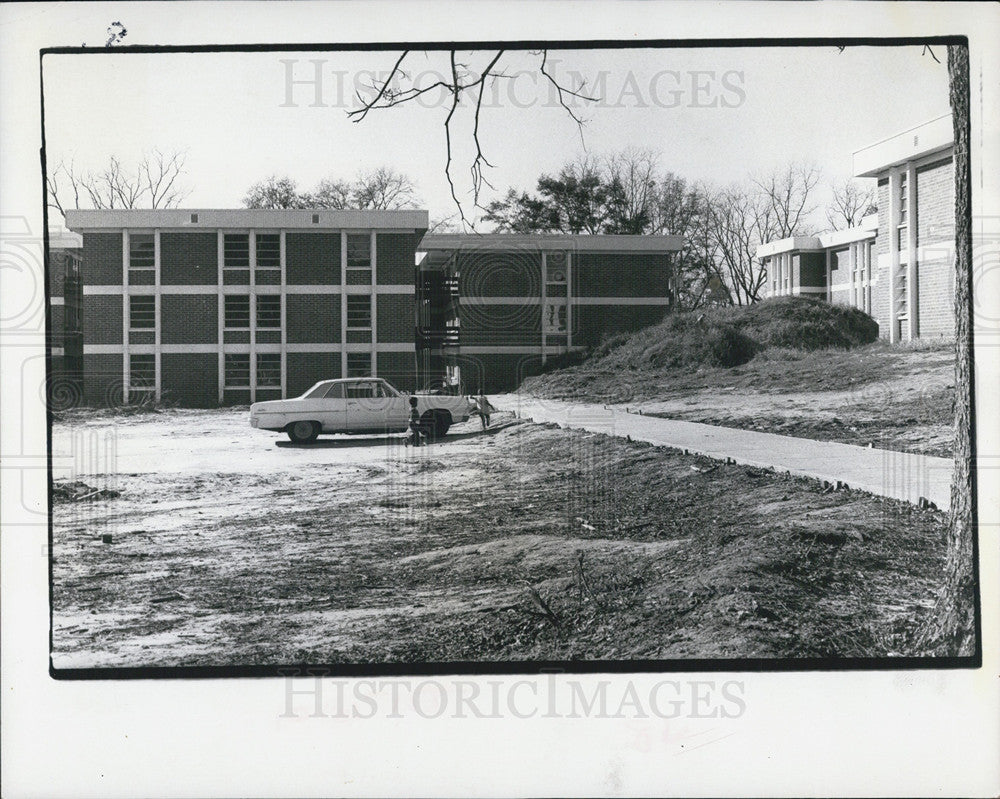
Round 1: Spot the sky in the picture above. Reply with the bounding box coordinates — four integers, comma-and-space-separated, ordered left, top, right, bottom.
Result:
41, 44, 951, 229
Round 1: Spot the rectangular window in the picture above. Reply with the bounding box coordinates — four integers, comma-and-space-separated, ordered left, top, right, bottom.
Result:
255, 233, 280, 269
129, 234, 155, 270
346, 234, 372, 268
256, 295, 281, 328
256, 353, 282, 388
224, 295, 250, 328
129, 295, 156, 329
224, 234, 250, 268
897, 172, 909, 249
546, 252, 568, 284
346, 352, 372, 378
346, 295, 372, 329
129, 354, 156, 392
224, 354, 250, 388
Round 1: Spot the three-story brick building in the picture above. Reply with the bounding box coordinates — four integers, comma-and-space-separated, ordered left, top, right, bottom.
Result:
757, 115, 955, 342
64, 209, 427, 406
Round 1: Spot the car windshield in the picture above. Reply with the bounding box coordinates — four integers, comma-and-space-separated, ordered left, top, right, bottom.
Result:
302, 381, 333, 399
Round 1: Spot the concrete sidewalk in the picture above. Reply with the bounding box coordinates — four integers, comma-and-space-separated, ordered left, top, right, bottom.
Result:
496, 395, 953, 512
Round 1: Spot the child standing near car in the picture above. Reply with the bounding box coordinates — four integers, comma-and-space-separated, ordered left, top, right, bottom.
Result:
407, 395, 423, 446
475, 393, 497, 429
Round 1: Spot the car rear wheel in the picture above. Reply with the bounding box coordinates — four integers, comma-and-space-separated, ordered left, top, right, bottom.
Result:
287, 420, 319, 444
420, 409, 452, 441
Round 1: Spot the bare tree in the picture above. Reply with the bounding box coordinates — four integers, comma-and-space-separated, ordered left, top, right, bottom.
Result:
308, 178, 353, 209
827, 178, 877, 230
244, 175, 308, 209
705, 185, 772, 305
47, 149, 191, 217
352, 166, 420, 210
346, 50, 598, 224
753, 162, 822, 239
604, 148, 660, 234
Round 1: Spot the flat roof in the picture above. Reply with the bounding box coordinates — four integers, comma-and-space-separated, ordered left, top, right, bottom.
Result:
756, 222, 877, 259
64, 208, 429, 231
853, 114, 953, 177
418, 233, 684, 253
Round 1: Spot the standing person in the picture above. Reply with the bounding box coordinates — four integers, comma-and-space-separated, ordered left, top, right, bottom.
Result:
476, 393, 496, 430
407, 395, 423, 447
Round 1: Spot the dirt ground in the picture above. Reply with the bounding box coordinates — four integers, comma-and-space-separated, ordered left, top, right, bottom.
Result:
51, 407, 947, 669
522, 341, 955, 458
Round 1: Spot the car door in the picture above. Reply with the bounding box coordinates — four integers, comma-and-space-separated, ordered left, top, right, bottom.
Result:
379, 379, 410, 431
309, 381, 346, 432
344, 379, 384, 432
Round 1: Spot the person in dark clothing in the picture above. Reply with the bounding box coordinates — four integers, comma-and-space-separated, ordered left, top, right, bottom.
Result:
407, 396, 423, 446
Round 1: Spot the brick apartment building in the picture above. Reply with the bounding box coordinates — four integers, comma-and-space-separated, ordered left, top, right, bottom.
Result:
57, 211, 683, 405
757, 114, 956, 342
47, 230, 84, 405
416, 234, 684, 393
63, 209, 427, 407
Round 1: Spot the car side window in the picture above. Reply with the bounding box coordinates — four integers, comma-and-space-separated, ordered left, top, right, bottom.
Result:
346, 382, 373, 399
304, 382, 330, 399
323, 383, 345, 399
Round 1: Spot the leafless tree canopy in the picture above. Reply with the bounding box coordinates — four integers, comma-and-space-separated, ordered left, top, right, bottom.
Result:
47, 149, 191, 217
347, 50, 598, 224
704, 163, 821, 305
243, 168, 420, 210
826, 178, 878, 230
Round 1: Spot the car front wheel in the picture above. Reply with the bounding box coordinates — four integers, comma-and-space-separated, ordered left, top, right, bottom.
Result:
287, 420, 319, 444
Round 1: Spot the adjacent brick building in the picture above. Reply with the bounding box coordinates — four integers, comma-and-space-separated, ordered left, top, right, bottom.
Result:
64, 209, 428, 407
47, 230, 84, 408
758, 114, 955, 342
416, 234, 684, 393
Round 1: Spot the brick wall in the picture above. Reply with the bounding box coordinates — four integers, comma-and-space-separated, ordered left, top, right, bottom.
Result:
376, 294, 414, 343
377, 351, 417, 392
917, 254, 955, 338
82, 232, 123, 285
286, 294, 340, 343
575, 253, 671, 297
161, 294, 218, 344
82, 295, 123, 345
161, 353, 218, 407
286, 232, 340, 285
458, 252, 542, 297
798, 253, 826, 290
286, 351, 340, 396
916, 157, 954, 246
460, 304, 541, 347
161, 232, 217, 285
376, 233, 418, 285
82, 354, 123, 405
574, 304, 668, 348
50, 305, 65, 348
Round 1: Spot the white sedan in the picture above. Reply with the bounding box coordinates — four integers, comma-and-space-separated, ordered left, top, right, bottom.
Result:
249, 377, 479, 443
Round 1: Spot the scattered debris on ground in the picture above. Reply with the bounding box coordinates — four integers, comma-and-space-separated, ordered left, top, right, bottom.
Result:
52, 480, 121, 503
50, 412, 948, 668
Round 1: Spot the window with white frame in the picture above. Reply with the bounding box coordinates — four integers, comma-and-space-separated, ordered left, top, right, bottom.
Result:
224, 234, 250, 268
346, 234, 371, 268
128, 234, 155, 282
255, 295, 281, 328
897, 172, 909, 250
255, 233, 280, 270
224, 354, 250, 388
256, 353, 282, 388
346, 352, 372, 378
129, 354, 156, 392
346, 295, 372, 329
129, 295, 156, 329
224, 295, 250, 328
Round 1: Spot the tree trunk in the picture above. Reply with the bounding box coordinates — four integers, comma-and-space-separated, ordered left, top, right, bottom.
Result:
918, 44, 979, 657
